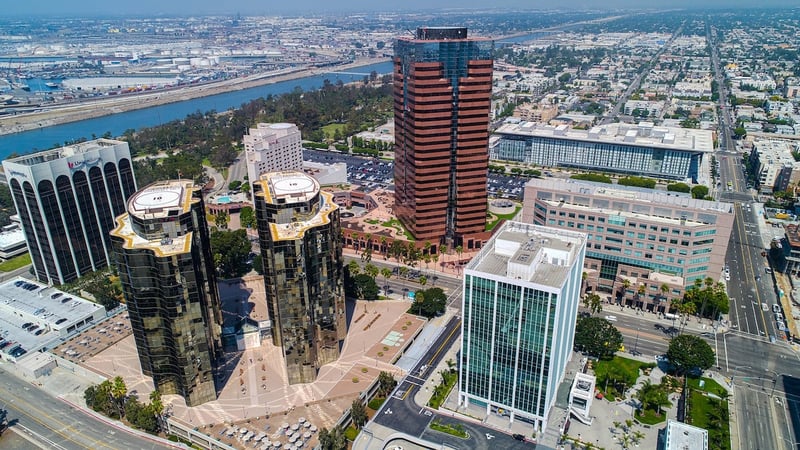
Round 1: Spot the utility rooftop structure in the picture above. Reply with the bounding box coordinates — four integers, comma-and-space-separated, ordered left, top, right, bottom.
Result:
2, 139, 136, 285
491, 121, 714, 182
460, 221, 586, 433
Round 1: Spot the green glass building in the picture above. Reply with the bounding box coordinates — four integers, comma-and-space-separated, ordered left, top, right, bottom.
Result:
110, 180, 222, 406
253, 171, 346, 385
460, 221, 586, 432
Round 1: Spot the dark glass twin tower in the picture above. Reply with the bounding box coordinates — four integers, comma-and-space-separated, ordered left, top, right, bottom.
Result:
110, 180, 222, 406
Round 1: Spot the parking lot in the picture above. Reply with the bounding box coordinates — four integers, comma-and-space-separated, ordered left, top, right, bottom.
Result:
304, 148, 530, 200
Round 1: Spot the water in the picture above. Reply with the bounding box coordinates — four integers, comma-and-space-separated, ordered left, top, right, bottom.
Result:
0, 60, 393, 160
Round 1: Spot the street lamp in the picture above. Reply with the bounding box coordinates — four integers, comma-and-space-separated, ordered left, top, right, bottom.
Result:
765, 368, 781, 397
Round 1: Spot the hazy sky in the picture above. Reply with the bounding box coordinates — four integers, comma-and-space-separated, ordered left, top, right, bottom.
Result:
3, 0, 790, 17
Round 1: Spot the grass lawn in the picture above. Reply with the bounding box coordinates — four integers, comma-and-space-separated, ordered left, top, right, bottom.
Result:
322, 123, 347, 139
687, 390, 731, 450
0, 253, 31, 272
687, 376, 728, 397
485, 206, 522, 231
594, 356, 656, 398
381, 218, 414, 241
635, 407, 667, 425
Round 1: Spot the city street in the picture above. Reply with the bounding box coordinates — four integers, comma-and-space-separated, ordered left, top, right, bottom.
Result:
0, 367, 172, 450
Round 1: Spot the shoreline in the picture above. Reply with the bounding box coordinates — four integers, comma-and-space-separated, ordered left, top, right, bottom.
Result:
0, 57, 390, 137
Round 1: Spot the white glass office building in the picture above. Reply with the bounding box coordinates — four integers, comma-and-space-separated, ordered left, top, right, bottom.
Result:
491, 121, 713, 182
459, 221, 586, 432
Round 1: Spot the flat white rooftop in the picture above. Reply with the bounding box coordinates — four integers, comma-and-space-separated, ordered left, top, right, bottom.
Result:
495, 121, 714, 153
665, 420, 708, 450
263, 171, 320, 204
466, 221, 585, 289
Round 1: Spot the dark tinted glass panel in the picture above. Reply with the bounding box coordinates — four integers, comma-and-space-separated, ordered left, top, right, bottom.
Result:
73, 171, 107, 268
24, 181, 58, 283
10, 179, 45, 281
56, 175, 92, 275
118, 158, 137, 200
103, 162, 125, 217
89, 167, 115, 239
39, 179, 77, 282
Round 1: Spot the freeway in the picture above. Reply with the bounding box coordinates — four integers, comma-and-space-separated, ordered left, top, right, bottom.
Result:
0, 368, 173, 450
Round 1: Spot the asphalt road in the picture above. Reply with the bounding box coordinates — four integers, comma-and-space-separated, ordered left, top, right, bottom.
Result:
371, 317, 533, 450
0, 368, 172, 450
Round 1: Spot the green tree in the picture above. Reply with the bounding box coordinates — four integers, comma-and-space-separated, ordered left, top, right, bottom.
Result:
209, 229, 252, 278
377, 371, 397, 397
252, 254, 264, 275
318, 426, 347, 450
691, 185, 709, 199
636, 380, 671, 416
348, 260, 361, 277
583, 293, 603, 315
411, 287, 447, 318
111, 376, 128, 419
667, 182, 691, 193
666, 334, 715, 375
574, 316, 623, 360
350, 399, 367, 429
214, 210, 230, 229
238, 206, 256, 229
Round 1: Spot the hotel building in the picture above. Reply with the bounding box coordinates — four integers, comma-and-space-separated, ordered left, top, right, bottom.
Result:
253, 171, 346, 384
491, 121, 714, 183
245, 123, 303, 183
3, 139, 136, 284
393, 27, 494, 248
459, 221, 586, 432
521, 178, 734, 309
110, 180, 222, 406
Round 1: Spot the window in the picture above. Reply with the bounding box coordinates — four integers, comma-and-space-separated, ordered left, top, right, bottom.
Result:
670, 239, 678, 245
578, 214, 585, 220
681, 240, 690, 246
693, 239, 714, 246
635, 251, 643, 257
627, 231, 635, 238
558, 220, 565, 226
588, 216, 596, 222
568, 213, 576, 218
645, 253, 653, 259
637, 233, 645, 239
695, 229, 716, 237
648, 234, 656, 241
587, 225, 595, 231
599, 218, 606, 223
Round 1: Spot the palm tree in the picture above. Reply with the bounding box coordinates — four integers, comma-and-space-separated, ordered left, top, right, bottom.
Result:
455, 245, 463, 259
424, 240, 432, 257
380, 236, 388, 259
583, 293, 602, 315
365, 263, 379, 280
111, 376, 127, 418
582, 271, 588, 294
149, 390, 164, 431
621, 278, 631, 303
660, 283, 670, 310
380, 267, 392, 292
348, 260, 361, 276
351, 232, 360, 253
419, 276, 427, 287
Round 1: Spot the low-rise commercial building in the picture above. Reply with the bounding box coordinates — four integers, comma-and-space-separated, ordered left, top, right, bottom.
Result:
0, 277, 106, 361
521, 178, 734, 309
491, 121, 713, 183
748, 139, 800, 194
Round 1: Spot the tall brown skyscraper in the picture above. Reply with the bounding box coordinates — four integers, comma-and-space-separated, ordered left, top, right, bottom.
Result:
393, 27, 494, 249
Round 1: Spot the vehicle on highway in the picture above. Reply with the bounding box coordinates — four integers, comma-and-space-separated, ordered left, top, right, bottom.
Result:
765, 267, 773, 274
777, 321, 787, 332
513, 434, 526, 441
762, 303, 769, 312
773, 304, 782, 313
604, 315, 617, 322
